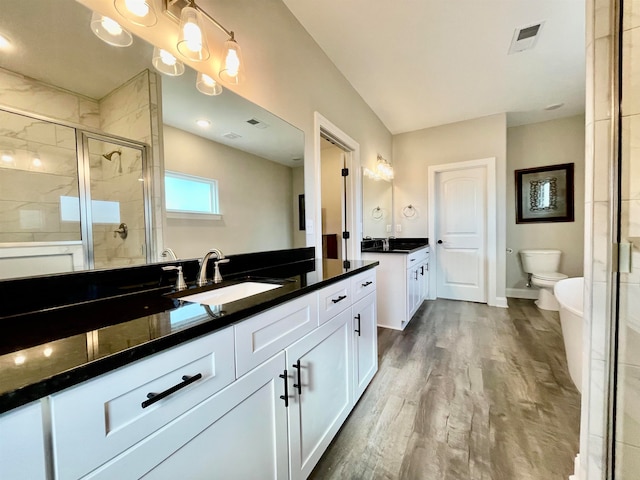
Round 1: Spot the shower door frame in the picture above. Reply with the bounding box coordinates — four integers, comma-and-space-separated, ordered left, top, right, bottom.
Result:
77, 131, 153, 269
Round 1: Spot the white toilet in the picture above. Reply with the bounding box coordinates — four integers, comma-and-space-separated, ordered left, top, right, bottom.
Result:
520, 249, 568, 311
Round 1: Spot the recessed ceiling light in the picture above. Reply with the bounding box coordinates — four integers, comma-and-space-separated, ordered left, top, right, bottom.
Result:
0, 33, 12, 50
196, 119, 211, 128
1, 154, 14, 163
544, 102, 564, 111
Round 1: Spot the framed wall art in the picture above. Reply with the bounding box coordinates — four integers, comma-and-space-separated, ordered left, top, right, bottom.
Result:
515, 163, 575, 224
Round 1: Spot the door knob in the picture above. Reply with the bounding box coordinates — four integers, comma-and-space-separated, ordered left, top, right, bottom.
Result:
437, 240, 443, 244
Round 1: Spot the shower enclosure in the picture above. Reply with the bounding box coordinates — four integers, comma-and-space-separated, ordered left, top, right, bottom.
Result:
0, 107, 152, 278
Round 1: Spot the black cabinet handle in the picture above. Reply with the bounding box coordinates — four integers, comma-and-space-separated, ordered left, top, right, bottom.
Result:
279, 370, 289, 407
415, 271, 418, 280
420, 266, 424, 276
141, 373, 203, 409
292, 360, 302, 395
437, 240, 443, 244
331, 295, 347, 304
354, 314, 361, 336
361, 281, 373, 287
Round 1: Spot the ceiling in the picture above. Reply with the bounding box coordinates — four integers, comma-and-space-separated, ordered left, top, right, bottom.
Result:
0, 0, 303, 166
282, 0, 586, 134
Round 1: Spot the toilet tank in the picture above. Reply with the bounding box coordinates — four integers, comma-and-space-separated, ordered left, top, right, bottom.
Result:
520, 249, 562, 273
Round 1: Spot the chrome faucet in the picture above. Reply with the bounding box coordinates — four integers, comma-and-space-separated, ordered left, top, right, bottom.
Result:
160, 247, 178, 260
197, 249, 230, 286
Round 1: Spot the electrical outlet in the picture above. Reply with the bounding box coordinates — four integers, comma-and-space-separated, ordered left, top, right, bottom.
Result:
396, 224, 402, 233
386, 224, 392, 233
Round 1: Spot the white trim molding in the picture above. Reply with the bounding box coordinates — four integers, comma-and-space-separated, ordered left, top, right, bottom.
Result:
506, 287, 539, 300
313, 112, 362, 262
428, 157, 506, 308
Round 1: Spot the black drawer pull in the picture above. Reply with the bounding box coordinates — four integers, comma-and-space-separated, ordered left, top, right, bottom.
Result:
292, 360, 302, 395
354, 314, 361, 336
331, 295, 347, 304
420, 266, 424, 276
361, 281, 373, 287
141, 373, 203, 409
279, 369, 289, 407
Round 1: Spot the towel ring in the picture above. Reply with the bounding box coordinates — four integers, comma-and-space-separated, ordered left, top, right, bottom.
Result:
371, 206, 383, 220
402, 204, 416, 218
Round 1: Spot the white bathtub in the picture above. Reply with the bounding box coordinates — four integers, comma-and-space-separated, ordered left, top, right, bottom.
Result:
554, 277, 583, 393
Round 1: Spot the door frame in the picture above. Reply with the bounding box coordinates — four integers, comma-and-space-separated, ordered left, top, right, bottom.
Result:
428, 157, 500, 306
313, 112, 362, 263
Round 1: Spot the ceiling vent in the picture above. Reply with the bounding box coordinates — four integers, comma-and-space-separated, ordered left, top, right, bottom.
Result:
508, 21, 544, 54
223, 132, 242, 140
246, 118, 269, 129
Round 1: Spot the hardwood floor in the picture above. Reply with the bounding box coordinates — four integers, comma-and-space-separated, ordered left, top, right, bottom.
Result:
310, 298, 581, 480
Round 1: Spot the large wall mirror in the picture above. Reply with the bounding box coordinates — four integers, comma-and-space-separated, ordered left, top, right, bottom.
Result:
0, 0, 305, 281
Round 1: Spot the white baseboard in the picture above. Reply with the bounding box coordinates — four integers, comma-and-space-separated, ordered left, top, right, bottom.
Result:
569, 453, 583, 480
506, 287, 538, 300
494, 296, 509, 308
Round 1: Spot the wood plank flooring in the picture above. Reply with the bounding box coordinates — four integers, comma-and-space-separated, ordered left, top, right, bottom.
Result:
310, 298, 581, 480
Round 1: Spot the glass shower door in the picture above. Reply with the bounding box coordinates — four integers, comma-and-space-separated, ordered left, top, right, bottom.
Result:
81, 134, 149, 269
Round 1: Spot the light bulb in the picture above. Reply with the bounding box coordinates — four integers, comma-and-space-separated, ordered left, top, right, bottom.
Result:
201, 73, 215, 86
14, 354, 25, 366
0, 33, 11, 50
224, 49, 240, 78
124, 0, 149, 18
1, 154, 13, 163
43, 347, 53, 357
196, 72, 223, 96
101, 16, 123, 36
183, 22, 203, 53
159, 49, 177, 66
32, 157, 42, 167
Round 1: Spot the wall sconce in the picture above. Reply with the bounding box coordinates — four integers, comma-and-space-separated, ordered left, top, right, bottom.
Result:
376, 154, 394, 181
113, 0, 246, 84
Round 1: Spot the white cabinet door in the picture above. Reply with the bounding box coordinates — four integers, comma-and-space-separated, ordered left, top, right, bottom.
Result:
85, 352, 289, 480
286, 309, 353, 480
352, 293, 378, 401
420, 259, 429, 302
0, 402, 46, 480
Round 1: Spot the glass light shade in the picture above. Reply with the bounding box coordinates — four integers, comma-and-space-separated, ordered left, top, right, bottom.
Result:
196, 72, 223, 96
114, 0, 157, 27
219, 38, 245, 84
152, 47, 185, 76
90, 12, 132, 47
176, 7, 210, 61
376, 158, 394, 181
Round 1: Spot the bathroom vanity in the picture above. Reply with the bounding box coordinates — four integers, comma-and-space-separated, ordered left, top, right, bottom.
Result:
361, 238, 429, 330
0, 248, 378, 480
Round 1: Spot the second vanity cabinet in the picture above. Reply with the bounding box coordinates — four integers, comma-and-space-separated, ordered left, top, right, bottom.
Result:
362, 247, 428, 330
42, 268, 377, 480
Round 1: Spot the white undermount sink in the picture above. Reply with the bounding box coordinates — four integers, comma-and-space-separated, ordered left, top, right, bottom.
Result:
180, 282, 283, 306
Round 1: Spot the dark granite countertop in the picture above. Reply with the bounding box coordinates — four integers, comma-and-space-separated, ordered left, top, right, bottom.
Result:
361, 237, 429, 254
0, 257, 377, 414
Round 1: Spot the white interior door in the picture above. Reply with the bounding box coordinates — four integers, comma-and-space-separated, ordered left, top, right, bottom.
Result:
435, 166, 487, 302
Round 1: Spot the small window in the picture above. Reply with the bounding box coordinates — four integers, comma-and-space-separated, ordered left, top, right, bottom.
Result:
165, 171, 219, 217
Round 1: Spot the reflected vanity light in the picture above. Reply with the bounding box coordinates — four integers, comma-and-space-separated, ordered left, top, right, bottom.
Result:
1, 153, 14, 164
14, 354, 26, 366
90, 12, 133, 47
31, 156, 43, 168
152, 47, 185, 76
196, 72, 223, 96
43, 347, 53, 358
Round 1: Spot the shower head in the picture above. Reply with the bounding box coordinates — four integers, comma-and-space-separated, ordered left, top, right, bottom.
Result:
102, 150, 121, 161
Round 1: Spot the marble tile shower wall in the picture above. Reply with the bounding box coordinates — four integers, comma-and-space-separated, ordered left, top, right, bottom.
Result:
583, 0, 615, 478
0, 110, 81, 242
616, 0, 640, 476
0, 67, 164, 267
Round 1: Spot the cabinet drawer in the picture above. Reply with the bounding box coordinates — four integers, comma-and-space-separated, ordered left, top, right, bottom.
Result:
406, 248, 428, 268
235, 293, 318, 378
50, 326, 235, 480
350, 269, 376, 304
318, 279, 351, 325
